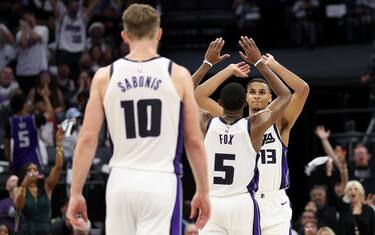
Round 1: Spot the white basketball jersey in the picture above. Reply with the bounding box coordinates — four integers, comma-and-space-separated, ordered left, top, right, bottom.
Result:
103, 57, 183, 175
256, 124, 290, 192
205, 117, 258, 197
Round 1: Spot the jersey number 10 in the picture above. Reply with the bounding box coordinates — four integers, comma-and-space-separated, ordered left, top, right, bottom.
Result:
121, 99, 162, 139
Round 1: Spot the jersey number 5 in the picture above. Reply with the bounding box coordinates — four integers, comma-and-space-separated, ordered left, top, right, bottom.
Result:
214, 153, 235, 185
121, 99, 162, 139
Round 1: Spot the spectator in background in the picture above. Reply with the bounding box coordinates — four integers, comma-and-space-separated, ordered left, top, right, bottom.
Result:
303, 221, 318, 235
0, 67, 19, 109
0, 23, 15, 71
56, 64, 75, 107
317, 227, 335, 235
0, 175, 18, 234
292, 0, 319, 48
4, 89, 52, 172
16, 10, 49, 95
72, 71, 91, 106
296, 209, 318, 234
14, 129, 64, 235
309, 185, 339, 233
52, 0, 99, 77
233, 0, 261, 40
350, 144, 375, 194
0, 224, 8, 235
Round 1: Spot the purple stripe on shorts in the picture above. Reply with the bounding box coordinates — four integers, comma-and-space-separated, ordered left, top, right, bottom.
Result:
280, 146, 290, 189
173, 103, 184, 175
170, 176, 182, 235
250, 192, 261, 235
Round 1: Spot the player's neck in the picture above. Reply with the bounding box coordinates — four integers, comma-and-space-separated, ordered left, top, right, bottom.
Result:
222, 110, 242, 123
126, 40, 159, 61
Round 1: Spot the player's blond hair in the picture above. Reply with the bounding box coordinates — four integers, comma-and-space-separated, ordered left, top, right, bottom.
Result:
122, 4, 160, 40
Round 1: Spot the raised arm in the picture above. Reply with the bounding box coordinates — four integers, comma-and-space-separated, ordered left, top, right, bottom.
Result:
0, 24, 14, 44
315, 125, 341, 168
85, 0, 100, 21
67, 66, 108, 227
263, 53, 309, 142
195, 62, 250, 117
239, 36, 291, 151
45, 129, 64, 199
173, 64, 210, 229
192, 38, 230, 88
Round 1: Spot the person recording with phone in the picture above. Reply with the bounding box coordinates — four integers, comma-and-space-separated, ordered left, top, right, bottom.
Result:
14, 129, 64, 235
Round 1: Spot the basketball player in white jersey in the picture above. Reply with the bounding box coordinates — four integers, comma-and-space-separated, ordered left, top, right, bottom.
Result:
199, 37, 292, 234
67, 4, 210, 235
195, 39, 309, 234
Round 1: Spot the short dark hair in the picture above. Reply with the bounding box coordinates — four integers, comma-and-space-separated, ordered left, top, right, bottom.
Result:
220, 82, 246, 111
10, 90, 26, 114
246, 78, 270, 92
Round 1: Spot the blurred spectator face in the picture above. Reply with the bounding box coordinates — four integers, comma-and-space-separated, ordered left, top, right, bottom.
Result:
304, 221, 318, 235
301, 210, 316, 226
78, 71, 91, 89
40, 71, 52, 85
23, 12, 36, 27
0, 225, 8, 235
58, 64, 70, 79
310, 187, 327, 209
304, 201, 317, 213
67, 0, 79, 16
353, 145, 369, 167
26, 163, 40, 180
5, 175, 18, 193
90, 46, 102, 62
79, 53, 92, 71
0, 67, 14, 87
345, 183, 364, 203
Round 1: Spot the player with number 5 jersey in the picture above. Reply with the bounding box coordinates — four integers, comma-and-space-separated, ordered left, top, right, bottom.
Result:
67, 4, 210, 235
198, 37, 291, 235
195, 45, 309, 234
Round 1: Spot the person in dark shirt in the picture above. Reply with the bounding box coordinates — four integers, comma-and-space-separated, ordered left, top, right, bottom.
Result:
0, 175, 18, 234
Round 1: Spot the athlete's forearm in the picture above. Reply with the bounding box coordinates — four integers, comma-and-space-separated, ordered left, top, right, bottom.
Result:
256, 62, 290, 98
192, 63, 211, 89
269, 61, 309, 94
195, 66, 234, 99
70, 132, 98, 195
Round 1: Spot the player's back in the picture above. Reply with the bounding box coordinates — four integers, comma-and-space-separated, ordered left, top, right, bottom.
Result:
103, 56, 183, 174
204, 117, 258, 197
256, 124, 290, 192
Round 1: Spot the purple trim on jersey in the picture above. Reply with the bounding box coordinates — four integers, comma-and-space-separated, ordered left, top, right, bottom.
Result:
206, 117, 213, 133
247, 154, 260, 192
170, 176, 182, 235
250, 192, 261, 235
173, 103, 184, 175
104, 119, 114, 155
289, 223, 292, 235
280, 146, 290, 189
272, 124, 290, 190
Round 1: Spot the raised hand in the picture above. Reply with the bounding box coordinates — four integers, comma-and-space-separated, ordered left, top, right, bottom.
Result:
228, 62, 251, 78
261, 53, 277, 67
205, 37, 230, 65
238, 36, 262, 65
315, 126, 330, 140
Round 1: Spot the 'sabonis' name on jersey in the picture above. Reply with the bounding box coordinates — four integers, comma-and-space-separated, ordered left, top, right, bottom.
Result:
117, 75, 162, 92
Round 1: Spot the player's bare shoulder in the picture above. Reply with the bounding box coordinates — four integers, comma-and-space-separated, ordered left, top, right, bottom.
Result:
92, 66, 111, 98
170, 62, 192, 99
